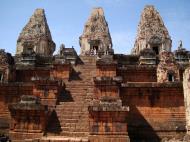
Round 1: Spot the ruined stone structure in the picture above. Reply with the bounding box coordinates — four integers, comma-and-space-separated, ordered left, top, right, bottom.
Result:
157, 51, 180, 83
132, 5, 171, 55
16, 9, 55, 56
0, 5, 190, 142
79, 7, 113, 56
9, 95, 48, 141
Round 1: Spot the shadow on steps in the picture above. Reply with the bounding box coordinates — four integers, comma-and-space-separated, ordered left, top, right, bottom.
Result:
46, 110, 62, 135
69, 69, 82, 81
58, 89, 74, 102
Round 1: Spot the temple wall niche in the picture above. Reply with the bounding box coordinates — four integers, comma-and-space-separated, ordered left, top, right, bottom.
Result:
121, 87, 185, 140
117, 68, 157, 82
157, 51, 180, 83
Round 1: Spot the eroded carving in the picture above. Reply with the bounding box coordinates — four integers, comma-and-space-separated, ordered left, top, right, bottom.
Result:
80, 7, 113, 56
157, 51, 179, 83
16, 9, 55, 56
132, 5, 171, 55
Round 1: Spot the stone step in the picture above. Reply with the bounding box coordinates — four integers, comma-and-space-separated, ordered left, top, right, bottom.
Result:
58, 102, 85, 106
56, 109, 88, 113
56, 108, 87, 113
60, 119, 78, 124
57, 104, 88, 107
65, 82, 94, 85
76, 66, 96, 68
58, 112, 88, 116
61, 131, 89, 137
57, 108, 83, 113
56, 107, 88, 111
57, 105, 88, 109
54, 58, 96, 138
58, 114, 89, 119
41, 136, 89, 142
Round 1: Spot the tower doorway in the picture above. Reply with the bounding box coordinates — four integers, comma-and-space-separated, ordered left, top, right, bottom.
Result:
93, 46, 98, 51
153, 46, 159, 55
0, 72, 2, 82
168, 73, 174, 82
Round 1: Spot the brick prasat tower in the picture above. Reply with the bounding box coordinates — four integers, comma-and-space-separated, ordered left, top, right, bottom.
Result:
0, 5, 190, 142
79, 7, 113, 56
132, 5, 171, 55
16, 9, 55, 56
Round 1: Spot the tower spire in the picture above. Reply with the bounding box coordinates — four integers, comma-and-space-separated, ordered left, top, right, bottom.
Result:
16, 8, 55, 56
79, 7, 113, 56
132, 5, 171, 55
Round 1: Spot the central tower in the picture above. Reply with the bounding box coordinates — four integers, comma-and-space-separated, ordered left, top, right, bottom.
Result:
79, 7, 113, 56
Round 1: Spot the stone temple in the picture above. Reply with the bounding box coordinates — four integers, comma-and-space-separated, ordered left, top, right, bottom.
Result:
0, 5, 190, 142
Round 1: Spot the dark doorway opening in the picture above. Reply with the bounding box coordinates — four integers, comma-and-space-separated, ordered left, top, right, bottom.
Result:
93, 46, 98, 51
0, 73, 2, 82
153, 46, 159, 55
168, 73, 174, 82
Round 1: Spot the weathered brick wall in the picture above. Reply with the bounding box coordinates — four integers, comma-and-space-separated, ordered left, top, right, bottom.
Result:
0, 84, 21, 133
16, 65, 71, 82
50, 65, 71, 80
0, 83, 60, 135
117, 67, 157, 82
96, 66, 116, 77
89, 111, 129, 142
117, 65, 184, 83
120, 86, 186, 141
89, 111, 128, 135
33, 81, 61, 106
16, 69, 50, 82
0, 84, 24, 116
94, 85, 119, 99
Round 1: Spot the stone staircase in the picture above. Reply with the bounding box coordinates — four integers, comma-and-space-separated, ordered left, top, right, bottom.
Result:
45, 56, 96, 141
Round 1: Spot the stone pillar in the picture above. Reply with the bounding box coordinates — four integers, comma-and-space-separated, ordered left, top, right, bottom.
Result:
8, 95, 48, 141
183, 67, 190, 137
90, 62, 130, 141
89, 103, 130, 142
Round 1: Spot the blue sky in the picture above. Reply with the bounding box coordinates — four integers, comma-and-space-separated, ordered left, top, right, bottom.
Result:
0, 0, 190, 55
